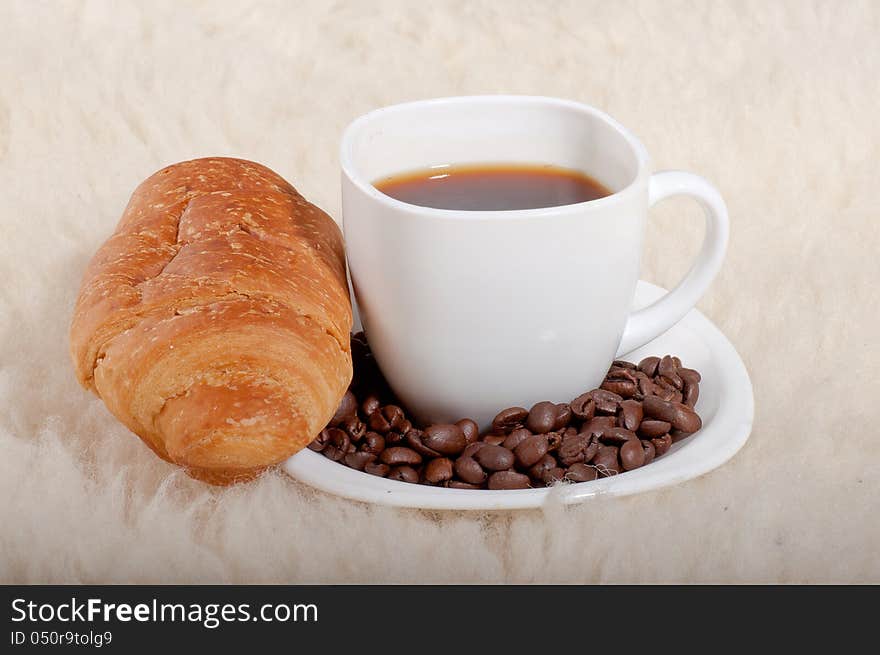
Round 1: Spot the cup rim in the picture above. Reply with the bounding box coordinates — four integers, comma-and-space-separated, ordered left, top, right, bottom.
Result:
340, 95, 651, 219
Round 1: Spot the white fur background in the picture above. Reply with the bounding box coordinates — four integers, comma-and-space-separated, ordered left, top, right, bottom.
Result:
1, 0, 878, 583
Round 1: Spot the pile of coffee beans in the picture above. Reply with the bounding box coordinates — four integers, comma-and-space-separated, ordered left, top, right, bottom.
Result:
308, 333, 702, 490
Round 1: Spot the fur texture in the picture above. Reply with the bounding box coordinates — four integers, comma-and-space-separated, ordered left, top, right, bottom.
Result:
1, 0, 878, 583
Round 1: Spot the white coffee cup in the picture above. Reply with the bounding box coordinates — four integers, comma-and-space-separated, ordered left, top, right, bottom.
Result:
341, 96, 728, 429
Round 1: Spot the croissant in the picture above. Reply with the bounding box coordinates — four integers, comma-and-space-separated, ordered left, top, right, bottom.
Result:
70, 157, 353, 484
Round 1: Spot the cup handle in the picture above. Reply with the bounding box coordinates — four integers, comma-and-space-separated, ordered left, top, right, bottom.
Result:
615, 171, 729, 357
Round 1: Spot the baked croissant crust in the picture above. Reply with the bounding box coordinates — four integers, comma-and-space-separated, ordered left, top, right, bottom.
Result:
70, 157, 352, 484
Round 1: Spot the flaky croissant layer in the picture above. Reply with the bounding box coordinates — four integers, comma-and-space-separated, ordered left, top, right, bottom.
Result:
70, 158, 353, 484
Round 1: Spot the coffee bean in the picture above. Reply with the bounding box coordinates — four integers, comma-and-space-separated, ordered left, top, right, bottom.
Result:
423, 424, 467, 456
682, 380, 699, 408
598, 426, 638, 446
364, 461, 390, 477
447, 480, 482, 490
527, 454, 557, 480
514, 434, 550, 468
671, 403, 702, 433
502, 428, 532, 450
590, 389, 623, 414
618, 399, 643, 431
565, 463, 598, 482
488, 471, 530, 490
613, 359, 637, 369
642, 440, 656, 465
361, 393, 381, 417
553, 403, 572, 430
607, 366, 639, 383
308, 429, 330, 452
344, 451, 375, 470
454, 456, 487, 484
342, 417, 366, 442
462, 442, 486, 458
620, 439, 646, 470
658, 356, 682, 389
388, 466, 420, 483
558, 432, 589, 466
638, 356, 660, 377
542, 467, 566, 485
642, 396, 677, 423
382, 405, 408, 432
569, 394, 596, 421
368, 410, 392, 433
406, 430, 441, 457
678, 367, 702, 384
474, 444, 515, 471
593, 446, 620, 476
456, 418, 480, 444
345, 441, 357, 454
526, 401, 557, 434
384, 431, 405, 445
583, 439, 599, 463
638, 376, 659, 397
360, 431, 386, 455
652, 433, 672, 457
601, 379, 638, 398
322, 428, 350, 461
492, 407, 528, 434
397, 419, 413, 435
483, 435, 506, 446
671, 429, 694, 444
638, 420, 671, 438
580, 416, 618, 437
380, 446, 422, 466
423, 458, 454, 484
330, 390, 358, 426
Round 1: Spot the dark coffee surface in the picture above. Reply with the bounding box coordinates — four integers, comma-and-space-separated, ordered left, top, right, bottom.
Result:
309, 333, 704, 490
374, 163, 611, 211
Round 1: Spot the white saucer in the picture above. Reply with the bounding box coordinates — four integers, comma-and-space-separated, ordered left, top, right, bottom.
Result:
282, 281, 754, 510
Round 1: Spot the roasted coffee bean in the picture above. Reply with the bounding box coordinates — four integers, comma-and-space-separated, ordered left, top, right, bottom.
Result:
638, 376, 659, 398
462, 442, 486, 458
488, 471, 531, 490
379, 446, 422, 466
503, 428, 532, 451
655, 377, 683, 403
601, 379, 638, 398
593, 445, 620, 476
360, 431, 386, 455
454, 456, 487, 484
344, 451, 375, 471
527, 454, 557, 480
620, 439, 646, 471
514, 434, 549, 468
583, 439, 599, 463
590, 389, 623, 414
613, 359, 637, 370
542, 467, 566, 485
342, 416, 366, 442
599, 426, 638, 446
607, 366, 638, 382
638, 420, 671, 438
492, 407, 529, 434
565, 463, 598, 483
678, 367, 702, 384
368, 410, 392, 433
671, 429, 693, 444
618, 399, 643, 431
642, 440, 656, 465
345, 441, 357, 454
398, 419, 414, 435
580, 416, 618, 436
456, 418, 480, 444
331, 390, 358, 426
388, 466, 420, 484
364, 461, 390, 477
447, 480, 482, 490
682, 380, 699, 408
652, 434, 672, 457
553, 403, 572, 430
474, 444, 515, 471
638, 356, 660, 377
558, 432, 589, 466
322, 428, 350, 461
483, 435, 506, 446
384, 431, 405, 445
642, 396, 677, 423
423, 424, 467, 456
423, 458, 454, 484
569, 393, 596, 420
406, 430, 441, 457
671, 402, 701, 433
526, 401, 557, 434
382, 405, 407, 432
308, 429, 330, 452
658, 355, 682, 389
361, 393, 381, 417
